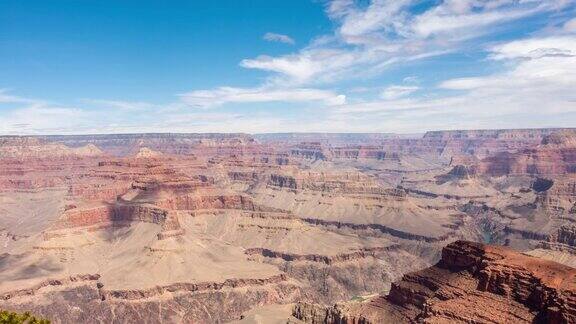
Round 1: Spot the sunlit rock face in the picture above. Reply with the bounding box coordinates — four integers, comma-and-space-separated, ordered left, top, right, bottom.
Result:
293, 241, 576, 324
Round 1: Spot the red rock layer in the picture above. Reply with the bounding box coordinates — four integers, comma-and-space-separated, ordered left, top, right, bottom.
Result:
267, 171, 398, 195
50, 203, 181, 232
287, 129, 567, 162
36, 133, 258, 156
474, 130, 576, 176
294, 240, 576, 324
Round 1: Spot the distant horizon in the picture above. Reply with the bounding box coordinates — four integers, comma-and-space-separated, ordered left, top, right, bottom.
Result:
1, 126, 575, 138
1, 1, 576, 134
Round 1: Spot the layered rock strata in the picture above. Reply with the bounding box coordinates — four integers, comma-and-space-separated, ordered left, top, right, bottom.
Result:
293, 240, 576, 323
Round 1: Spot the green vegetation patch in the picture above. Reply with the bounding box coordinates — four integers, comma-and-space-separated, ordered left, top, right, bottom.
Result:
0, 310, 50, 324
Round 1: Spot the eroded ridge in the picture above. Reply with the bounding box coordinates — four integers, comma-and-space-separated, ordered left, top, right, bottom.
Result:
293, 240, 576, 324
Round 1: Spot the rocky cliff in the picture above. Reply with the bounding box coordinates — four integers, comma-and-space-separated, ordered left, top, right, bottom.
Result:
474, 130, 576, 176
294, 240, 576, 324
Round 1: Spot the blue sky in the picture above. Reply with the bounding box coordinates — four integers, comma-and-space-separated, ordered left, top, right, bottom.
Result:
1, 0, 575, 134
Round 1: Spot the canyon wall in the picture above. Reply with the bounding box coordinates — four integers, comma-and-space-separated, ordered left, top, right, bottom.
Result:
294, 240, 576, 324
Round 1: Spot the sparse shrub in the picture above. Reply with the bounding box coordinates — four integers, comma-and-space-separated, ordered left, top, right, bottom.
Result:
0, 310, 50, 324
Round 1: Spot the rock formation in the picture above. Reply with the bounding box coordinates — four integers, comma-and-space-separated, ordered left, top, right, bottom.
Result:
293, 240, 576, 323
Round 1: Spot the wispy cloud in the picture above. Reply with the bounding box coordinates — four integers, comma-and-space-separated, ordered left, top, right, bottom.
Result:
241, 0, 569, 86
179, 86, 345, 108
381, 85, 419, 99
263, 32, 295, 45
331, 33, 576, 132
81, 99, 156, 111
0, 91, 290, 135
0, 105, 96, 135
0, 89, 45, 105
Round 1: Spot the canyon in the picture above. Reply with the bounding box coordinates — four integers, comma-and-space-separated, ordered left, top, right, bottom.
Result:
0, 128, 575, 323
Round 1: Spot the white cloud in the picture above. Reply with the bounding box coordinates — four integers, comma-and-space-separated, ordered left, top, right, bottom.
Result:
0, 105, 97, 135
240, 54, 322, 84
332, 0, 412, 42
0, 92, 291, 135
331, 34, 576, 132
381, 85, 419, 99
81, 99, 156, 111
411, 0, 548, 39
240, 0, 570, 86
0, 89, 44, 105
488, 36, 576, 60
263, 32, 295, 45
180, 86, 345, 108
0, 86, 348, 134
402, 76, 420, 84
439, 77, 489, 90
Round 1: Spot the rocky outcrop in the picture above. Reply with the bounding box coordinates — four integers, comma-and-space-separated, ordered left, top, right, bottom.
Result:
228, 171, 261, 182
435, 164, 477, 183
292, 302, 371, 324
474, 130, 576, 176
104, 274, 289, 301
295, 241, 576, 324
329, 146, 399, 160
155, 194, 274, 212
300, 218, 450, 243
267, 171, 393, 195
0, 137, 104, 159
549, 225, 576, 248
36, 133, 256, 156
1, 274, 101, 301
446, 164, 476, 179
285, 129, 566, 162
244, 246, 400, 265
50, 203, 181, 232
406, 241, 576, 323
2, 278, 301, 323
68, 182, 133, 202
542, 130, 576, 147
134, 147, 163, 159
423, 128, 565, 141
291, 142, 329, 160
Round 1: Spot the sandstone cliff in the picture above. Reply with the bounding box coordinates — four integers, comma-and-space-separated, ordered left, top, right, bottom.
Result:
294, 240, 576, 324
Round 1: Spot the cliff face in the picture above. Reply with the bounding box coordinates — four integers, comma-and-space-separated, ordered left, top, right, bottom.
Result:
415, 241, 576, 323
287, 129, 567, 162
294, 241, 576, 324
1, 276, 301, 323
0, 137, 103, 159
36, 133, 256, 156
267, 170, 395, 194
423, 128, 565, 141
475, 130, 576, 176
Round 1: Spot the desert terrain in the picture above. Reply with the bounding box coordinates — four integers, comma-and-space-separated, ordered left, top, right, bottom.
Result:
0, 128, 575, 323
